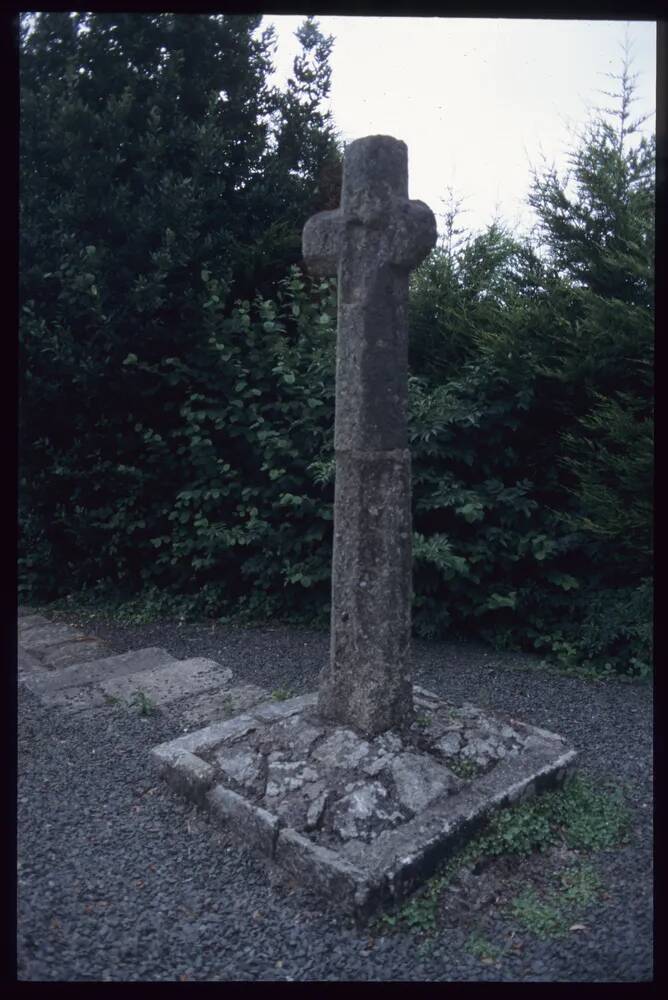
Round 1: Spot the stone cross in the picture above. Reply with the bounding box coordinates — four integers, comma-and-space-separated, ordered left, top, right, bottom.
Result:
302, 135, 437, 737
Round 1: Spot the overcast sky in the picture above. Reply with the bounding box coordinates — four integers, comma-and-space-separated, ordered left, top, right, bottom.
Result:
264, 16, 656, 238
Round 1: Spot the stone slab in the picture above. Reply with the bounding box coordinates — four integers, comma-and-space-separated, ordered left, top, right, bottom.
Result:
23, 647, 180, 695
17, 646, 48, 683
18, 624, 85, 649
17, 614, 51, 629
180, 684, 270, 728
152, 713, 262, 758
150, 687, 577, 921
33, 639, 111, 669
32, 654, 233, 713
98, 657, 233, 706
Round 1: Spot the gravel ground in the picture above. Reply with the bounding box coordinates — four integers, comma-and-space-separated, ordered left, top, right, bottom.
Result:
17, 612, 653, 981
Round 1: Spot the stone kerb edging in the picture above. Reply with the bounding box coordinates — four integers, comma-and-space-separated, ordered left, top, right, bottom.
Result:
150, 690, 577, 922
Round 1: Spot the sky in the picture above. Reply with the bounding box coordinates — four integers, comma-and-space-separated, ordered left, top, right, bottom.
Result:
263, 16, 656, 239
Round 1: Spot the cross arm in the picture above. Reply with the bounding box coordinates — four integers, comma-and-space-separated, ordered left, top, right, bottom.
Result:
390, 199, 438, 270
302, 209, 343, 277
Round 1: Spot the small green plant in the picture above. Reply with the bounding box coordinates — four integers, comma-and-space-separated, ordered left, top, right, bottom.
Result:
414, 712, 431, 729
465, 930, 502, 962
508, 861, 604, 938
447, 757, 481, 780
270, 688, 293, 702
378, 888, 441, 937
130, 690, 155, 717
510, 888, 568, 938
559, 862, 602, 906
221, 694, 234, 717
548, 777, 630, 851
103, 693, 123, 707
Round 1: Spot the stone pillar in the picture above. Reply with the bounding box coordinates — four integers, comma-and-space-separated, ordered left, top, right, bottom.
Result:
303, 135, 436, 737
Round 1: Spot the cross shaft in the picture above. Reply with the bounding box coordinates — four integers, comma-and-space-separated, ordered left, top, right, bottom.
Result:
303, 135, 436, 736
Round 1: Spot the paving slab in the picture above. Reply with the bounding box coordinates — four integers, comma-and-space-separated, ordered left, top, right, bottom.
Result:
17, 614, 51, 629
23, 648, 235, 715
23, 647, 179, 695
17, 646, 44, 683
98, 657, 233, 706
179, 684, 270, 728
18, 624, 85, 649
151, 686, 577, 921
33, 639, 112, 669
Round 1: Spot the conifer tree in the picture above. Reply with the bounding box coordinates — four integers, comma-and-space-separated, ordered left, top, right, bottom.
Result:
19, 12, 340, 598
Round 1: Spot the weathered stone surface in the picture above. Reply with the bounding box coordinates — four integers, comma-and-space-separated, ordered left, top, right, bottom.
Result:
152, 748, 216, 808
276, 828, 369, 913
24, 647, 180, 695
390, 752, 461, 813
252, 693, 317, 722
460, 738, 500, 767
17, 647, 43, 683
214, 748, 264, 795
413, 685, 442, 708
305, 790, 329, 832
322, 449, 414, 737
266, 758, 318, 798
434, 731, 463, 756
18, 624, 85, 649
311, 728, 370, 769
99, 657, 232, 706
207, 785, 279, 858
181, 684, 269, 728
266, 770, 328, 831
36, 639, 110, 669
303, 135, 437, 737
328, 780, 405, 841
24, 647, 205, 713
263, 715, 325, 756
158, 714, 258, 757
17, 613, 50, 629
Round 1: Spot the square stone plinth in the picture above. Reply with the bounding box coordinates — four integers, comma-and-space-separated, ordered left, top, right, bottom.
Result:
151, 687, 576, 921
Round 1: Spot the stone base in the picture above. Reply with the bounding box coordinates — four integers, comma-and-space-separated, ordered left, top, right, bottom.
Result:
151, 686, 576, 921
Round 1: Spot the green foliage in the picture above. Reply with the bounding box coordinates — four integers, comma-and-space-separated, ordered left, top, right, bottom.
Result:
465, 931, 502, 962
509, 863, 603, 938
270, 687, 293, 702
130, 690, 155, 717
559, 862, 603, 906
377, 881, 442, 937
468, 774, 630, 858
509, 888, 569, 938
19, 12, 340, 615
446, 758, 481, 780
404, 53, 653, 677
373, 774, 627, 938
21, 264, 338, 620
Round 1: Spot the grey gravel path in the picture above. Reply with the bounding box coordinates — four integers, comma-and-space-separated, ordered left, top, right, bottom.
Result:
17, 611, 653, 981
